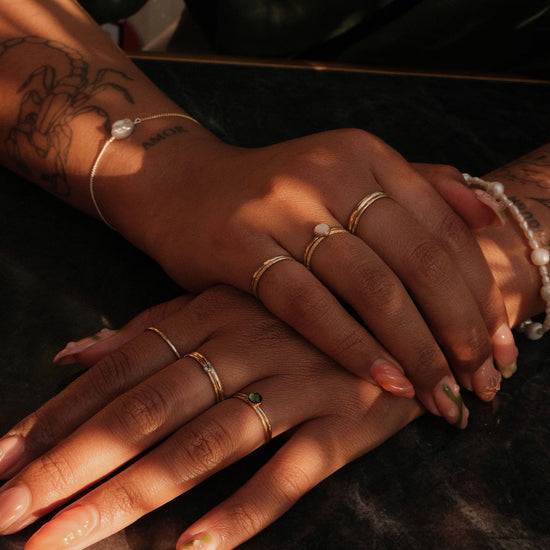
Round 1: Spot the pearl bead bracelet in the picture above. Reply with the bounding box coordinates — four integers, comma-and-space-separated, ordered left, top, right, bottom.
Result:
463, 173, 550, 340
90, 112, 200, 229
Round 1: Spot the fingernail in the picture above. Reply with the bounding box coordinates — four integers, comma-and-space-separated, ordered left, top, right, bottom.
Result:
25, 505, 99, 550
53, 328, 117, 365
492, 324, 518, 379
370, 360, 415, 398
0, 485, 31, 533
474, 189, 506, 226
434, 378, 468, 429
472, 358, 502, 402
0, 435, 25, 478
177, 533, 217, 549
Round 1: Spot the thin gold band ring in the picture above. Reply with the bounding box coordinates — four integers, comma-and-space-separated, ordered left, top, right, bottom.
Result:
146, 326, 182, 360
347, 191, 391, 234
251, 255, 294, 298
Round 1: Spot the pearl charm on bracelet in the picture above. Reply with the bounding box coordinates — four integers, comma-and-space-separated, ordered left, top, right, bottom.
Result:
463, 173, 550, 341
111, 118, 135, 140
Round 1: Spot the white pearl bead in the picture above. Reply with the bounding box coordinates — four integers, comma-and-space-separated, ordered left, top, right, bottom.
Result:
111, 118, 135, 139
525, 321, 544, 340
314, 223, 331, 236
541, 284, 550, 301
531, 248, 550, 266
492, 182, 504, 199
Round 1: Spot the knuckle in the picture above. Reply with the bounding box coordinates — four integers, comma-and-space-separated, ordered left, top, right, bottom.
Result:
105, 476, 147, 516
278, 281, 332, 325
222, 501, 265, 537
112, 383, 171, 440
170, 419, 232, 481
89, 349, 134, 400
349, 260, 402, 311
273, 462, 311, 506
435, 208, 472, 255
407, 239, 453, 288
31, 451, 78, 493
332, 324, 371, 364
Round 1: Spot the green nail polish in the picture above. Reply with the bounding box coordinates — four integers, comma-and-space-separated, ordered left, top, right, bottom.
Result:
442, 383, 464, 428
179, 534, 214, 549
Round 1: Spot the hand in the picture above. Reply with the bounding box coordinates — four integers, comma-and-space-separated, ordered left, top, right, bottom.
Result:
0, 286, 421, 549
108, 128, 512, 424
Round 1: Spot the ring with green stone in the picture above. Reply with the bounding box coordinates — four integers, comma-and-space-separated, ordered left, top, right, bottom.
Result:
231, 391, 272, 444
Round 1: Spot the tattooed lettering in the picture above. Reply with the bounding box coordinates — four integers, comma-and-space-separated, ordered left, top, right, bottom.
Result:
509, 196, 550, 246
1, 36, 134, 196
142, 126, 187, 150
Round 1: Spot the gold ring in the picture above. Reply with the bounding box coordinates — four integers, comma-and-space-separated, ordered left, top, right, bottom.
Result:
347, 191, 391, 234
303, 223, 347, 269
251, 255, 294, 298
185, 351, 225, 402
231, 391, 272, 445
146, 326, 181, 360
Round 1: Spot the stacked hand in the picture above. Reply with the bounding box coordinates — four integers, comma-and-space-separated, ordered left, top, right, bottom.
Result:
107, 129, 516, 426
0, 287, 421, 550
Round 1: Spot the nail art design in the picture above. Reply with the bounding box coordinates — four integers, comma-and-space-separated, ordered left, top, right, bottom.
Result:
442, 382, 464, 429
370, 360, 415, 398
53, 328, 117, 365
492, 324, 519, 379
25, 505, 98, 550
472, 358, 502, 402
473, 189, 506, 225
178, 533, 215, 549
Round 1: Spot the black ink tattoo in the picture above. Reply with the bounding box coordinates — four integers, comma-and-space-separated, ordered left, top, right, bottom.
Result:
509, 196, 550, 246
1, 36, 134, 196
497, 150, 550, 190
142, 125, 188, 150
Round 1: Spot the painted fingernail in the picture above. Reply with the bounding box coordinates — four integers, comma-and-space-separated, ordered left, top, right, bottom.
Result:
0, 435, 25, 478
434, 378, 469, 429
474, 189, 506, 226
472, 358, 502, 402
492, 324, 518, 379
370, 360, 415, 398
53, 328, 117, 365
177, 533, 217, 549
0, 485, 31, 533
25, 505, 99, 550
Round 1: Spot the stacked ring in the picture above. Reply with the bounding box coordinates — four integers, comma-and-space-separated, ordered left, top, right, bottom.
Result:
231, 391, 272, 445
303, 223, 347, 269
251, 255, 293, 298
185, 351, 225, 402
146, 327, 182, 360
347, 191, 391, 234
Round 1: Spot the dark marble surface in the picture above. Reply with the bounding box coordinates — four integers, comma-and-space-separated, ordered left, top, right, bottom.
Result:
1, 59, 550, 549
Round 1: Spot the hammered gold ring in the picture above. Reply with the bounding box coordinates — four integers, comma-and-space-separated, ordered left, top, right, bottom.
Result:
231, 391, 272, 445
347, 191, 391, 234
251, 255, 293, 298
185, 351, 225, 402
146, 326, 182, 360
303, 223, 347, 269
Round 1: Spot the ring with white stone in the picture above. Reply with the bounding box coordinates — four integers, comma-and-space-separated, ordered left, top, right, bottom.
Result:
303, 224, 347, 269
185, 351, 225, 402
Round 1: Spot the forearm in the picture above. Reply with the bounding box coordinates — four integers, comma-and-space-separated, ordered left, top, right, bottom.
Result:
0, 0, 221, 248
478, 143, 550, 326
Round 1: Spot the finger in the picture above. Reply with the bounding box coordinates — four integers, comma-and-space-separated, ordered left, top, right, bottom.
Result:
0, 292, 226, 478
175, 392, 422, 550
53, 295, 195, 367
406, 164, 518, 382
14, 376, 323, 547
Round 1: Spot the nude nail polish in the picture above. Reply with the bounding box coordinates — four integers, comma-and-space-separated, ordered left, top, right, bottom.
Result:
0, 435, 25, 478
434, 378, 468, 429
177, 533, 216, 549
474, 189, 506, 226
370, 360, 415, 398
53, 328, 117, 365
0, 485, 31, 533
25, 505, 98, 550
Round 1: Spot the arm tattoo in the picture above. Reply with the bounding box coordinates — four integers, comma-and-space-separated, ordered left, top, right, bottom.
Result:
496, 150, 550, 190
1, 36, 134, 197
